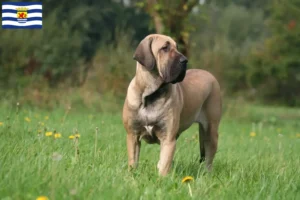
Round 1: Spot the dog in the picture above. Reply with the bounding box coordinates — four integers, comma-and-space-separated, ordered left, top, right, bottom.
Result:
122, 34, 222, 176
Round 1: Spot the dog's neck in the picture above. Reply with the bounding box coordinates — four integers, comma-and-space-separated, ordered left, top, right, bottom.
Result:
135, 63, 168, 107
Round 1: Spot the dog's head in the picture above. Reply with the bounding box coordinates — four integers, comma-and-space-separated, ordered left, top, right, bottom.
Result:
133, 34, 188, 84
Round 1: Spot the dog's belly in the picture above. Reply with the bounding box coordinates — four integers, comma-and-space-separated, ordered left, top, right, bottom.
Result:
179, 105, 203, 130
140, 125, 160, 144
133, 122, 164, 144
178, 121, 194, 134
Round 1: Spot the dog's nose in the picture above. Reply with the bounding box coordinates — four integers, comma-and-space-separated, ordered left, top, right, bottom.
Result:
180, 56, 188, 64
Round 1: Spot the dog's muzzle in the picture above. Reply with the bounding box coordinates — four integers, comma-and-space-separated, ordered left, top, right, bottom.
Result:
171, 56, 188, 84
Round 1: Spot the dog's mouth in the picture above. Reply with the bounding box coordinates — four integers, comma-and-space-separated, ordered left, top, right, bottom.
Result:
171, 63, 187, 84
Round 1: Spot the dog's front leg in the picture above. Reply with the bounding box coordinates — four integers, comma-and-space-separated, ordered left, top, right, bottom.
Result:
127, 133, 141, 170
157, 139, 176, 176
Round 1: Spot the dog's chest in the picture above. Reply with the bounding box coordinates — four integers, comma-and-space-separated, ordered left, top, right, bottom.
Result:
137, 105, 165, 126
130, 103, 167, 143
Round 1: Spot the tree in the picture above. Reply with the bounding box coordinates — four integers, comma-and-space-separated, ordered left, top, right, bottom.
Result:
137, 0, 199, 57
247, 0, 300, 106
0, 0, 151, 88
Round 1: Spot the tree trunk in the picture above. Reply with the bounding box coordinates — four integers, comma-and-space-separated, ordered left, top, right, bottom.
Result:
146, 0, 198, 57
147, 0, 164, 33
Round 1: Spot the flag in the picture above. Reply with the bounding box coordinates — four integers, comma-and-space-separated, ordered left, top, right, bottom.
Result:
2, 2, 42, 29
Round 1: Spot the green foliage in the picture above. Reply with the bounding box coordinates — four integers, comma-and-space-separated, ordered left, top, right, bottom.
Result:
86, 30, 136, 98
35, 10, 84, 86
1, 0, 299, 107
0, 0, 151, 88
246, 0, 300, 106
190, 0, 300, 106
207, 0, 272, 9
190, 3, 266, 92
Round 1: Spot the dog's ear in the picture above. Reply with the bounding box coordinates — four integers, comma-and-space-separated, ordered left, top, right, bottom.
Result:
133, 37, 155, 70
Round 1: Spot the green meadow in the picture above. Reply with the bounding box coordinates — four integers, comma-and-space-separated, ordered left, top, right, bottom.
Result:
0, 103, 299, 200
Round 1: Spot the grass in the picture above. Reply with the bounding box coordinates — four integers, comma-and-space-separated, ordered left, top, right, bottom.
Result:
0, 103, 300, 200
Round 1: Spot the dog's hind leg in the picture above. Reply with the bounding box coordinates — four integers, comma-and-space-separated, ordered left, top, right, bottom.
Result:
197, 83, 221, 171
204, 122, 219, 171
197, 110, 219, 171
203, 83, 221, 171
198, 122, 206, 163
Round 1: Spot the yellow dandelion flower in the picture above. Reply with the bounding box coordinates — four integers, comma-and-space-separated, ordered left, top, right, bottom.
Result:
0, 122, 3, 126
25, 117, 31, 122
182, 176, 194, 197
296, 133, 300, 138
45, 132, 53, 136
39, 122, 45, 126
69, 135, 75, 139
36, 196, 48, 200
45, 116, 49, 120
182, 176, 194, 183
54, 133, 62, 138
250, 132, 256, 137
75, 133, 80, 138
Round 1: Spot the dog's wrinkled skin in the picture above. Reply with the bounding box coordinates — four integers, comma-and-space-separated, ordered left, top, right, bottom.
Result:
122, 34, 222, 176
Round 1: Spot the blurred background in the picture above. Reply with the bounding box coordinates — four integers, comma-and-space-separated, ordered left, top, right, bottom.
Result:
1, 0, 300, 112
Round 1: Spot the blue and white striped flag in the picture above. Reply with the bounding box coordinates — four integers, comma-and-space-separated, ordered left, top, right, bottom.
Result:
2, 2, 42, 29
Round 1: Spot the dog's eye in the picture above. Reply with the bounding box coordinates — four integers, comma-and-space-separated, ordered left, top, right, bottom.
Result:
161, 45, 169, 52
